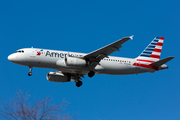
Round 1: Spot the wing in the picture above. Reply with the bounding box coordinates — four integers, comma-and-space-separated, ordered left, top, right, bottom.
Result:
83, 35, 133, 68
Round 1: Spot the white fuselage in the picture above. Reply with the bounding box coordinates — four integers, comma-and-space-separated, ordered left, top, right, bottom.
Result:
8, 48, 156, 75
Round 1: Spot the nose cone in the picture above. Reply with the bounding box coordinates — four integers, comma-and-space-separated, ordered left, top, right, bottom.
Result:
8, 54, 18, 63
8, 54, 14, 62
8, 53, 24, 65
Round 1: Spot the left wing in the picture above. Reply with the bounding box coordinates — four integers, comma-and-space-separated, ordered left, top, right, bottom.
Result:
83, 35, 133, 68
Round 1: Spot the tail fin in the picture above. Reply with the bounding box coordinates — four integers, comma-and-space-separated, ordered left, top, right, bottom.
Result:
137, 37, 164, 62
134, 37, 174, 70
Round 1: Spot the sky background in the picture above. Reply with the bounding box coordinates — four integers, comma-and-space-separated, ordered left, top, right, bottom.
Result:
0, 0, 180, 119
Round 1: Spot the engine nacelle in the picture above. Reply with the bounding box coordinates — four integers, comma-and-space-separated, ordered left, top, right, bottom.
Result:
65, 57, 87, 67
47, 72, 71, 82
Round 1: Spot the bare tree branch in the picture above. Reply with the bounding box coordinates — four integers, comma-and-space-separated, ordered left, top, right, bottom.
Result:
0, 90, 73, 120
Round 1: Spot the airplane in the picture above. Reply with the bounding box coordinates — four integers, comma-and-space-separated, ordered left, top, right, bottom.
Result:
8, 36, 174, 87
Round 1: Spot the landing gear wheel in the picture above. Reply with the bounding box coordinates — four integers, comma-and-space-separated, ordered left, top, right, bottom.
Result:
88, 71, 95, 78
76, 81, 83, 87
28, 72, 32, 76
28, 66, 33, 76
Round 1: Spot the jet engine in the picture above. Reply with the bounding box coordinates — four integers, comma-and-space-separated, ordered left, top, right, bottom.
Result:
65, 57, 88, 67
47, 72, 71, 82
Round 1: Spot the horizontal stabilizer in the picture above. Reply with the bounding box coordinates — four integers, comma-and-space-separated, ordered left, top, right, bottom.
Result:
149, 56, 175, 67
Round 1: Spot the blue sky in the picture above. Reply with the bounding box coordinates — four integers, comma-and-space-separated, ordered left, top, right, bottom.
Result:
0, 0, 180, 119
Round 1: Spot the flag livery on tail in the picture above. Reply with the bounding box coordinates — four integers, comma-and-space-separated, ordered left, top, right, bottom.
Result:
138, 37, 164, 60
134, 37, 165, 70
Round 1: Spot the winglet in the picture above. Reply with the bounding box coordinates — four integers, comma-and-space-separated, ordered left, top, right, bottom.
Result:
129, 35, 134, 40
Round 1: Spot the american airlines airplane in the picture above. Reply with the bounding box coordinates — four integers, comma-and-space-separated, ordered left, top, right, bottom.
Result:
8, 36, 174, 87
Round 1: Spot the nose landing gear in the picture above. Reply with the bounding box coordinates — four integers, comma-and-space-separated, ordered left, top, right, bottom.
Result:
28, 66, 32, 76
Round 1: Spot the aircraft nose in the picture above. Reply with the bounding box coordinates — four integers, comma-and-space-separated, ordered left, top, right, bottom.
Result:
8, 54, 15, 62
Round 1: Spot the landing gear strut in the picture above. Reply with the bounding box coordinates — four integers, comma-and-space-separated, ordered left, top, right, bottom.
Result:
88, 71, 95, 78
28, 66, 32, 76
76, 81, 83, 87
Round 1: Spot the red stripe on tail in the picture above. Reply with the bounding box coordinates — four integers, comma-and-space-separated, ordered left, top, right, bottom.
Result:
156, 42, 163, 46
137, 59, 155, 63
150, 54, 160, 59
160, 37, 164, 40
153, 48, 161, 52
133, 63, 159, 70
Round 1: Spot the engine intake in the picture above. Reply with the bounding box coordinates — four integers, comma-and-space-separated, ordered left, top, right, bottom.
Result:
47, 72, 71, 82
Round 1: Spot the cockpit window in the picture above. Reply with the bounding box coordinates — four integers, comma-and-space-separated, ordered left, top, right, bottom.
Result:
15, 50, 24, 53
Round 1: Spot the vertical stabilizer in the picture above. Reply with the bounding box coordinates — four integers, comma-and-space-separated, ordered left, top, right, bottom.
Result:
137, 37, 164, 62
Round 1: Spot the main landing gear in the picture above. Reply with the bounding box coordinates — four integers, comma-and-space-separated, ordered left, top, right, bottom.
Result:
28, 66, 32, 76
75, 71, 95, 87
88, 71, 95, 78
76, 81, 83, 87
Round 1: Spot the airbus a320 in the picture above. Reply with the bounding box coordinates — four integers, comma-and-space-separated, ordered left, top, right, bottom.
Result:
8, 36, 174, 87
